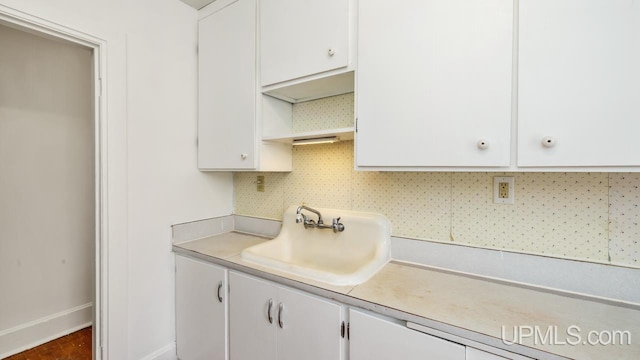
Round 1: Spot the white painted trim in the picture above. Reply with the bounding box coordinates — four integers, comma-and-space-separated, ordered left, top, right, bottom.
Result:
0, 303, 92, 337
0, 323, 93, 360
140, 342, 177, 360
0, 6, 107, 360
0, 304, 93, 359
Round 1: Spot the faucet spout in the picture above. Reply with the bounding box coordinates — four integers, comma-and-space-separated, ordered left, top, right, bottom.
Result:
295, 205, 345, 232
296, 205, 324, 226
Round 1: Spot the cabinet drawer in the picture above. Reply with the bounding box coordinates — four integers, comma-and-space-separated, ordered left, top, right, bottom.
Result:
349, 309, 465, 360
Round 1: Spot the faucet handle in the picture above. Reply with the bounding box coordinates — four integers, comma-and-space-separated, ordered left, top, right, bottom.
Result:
332, 217, 345, 233
297, 213, 309, 224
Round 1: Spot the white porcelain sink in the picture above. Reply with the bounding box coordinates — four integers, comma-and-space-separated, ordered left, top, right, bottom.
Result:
241, 205, 391, 286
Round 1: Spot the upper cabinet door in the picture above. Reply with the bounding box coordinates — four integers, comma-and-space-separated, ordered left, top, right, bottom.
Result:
260, 0, 350, 86
518, 0, 640, 167
356, 0, 514, 168
198, 0, 257, 170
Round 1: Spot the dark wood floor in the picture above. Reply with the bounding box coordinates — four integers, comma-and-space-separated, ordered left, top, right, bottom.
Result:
4, 327, 92, 360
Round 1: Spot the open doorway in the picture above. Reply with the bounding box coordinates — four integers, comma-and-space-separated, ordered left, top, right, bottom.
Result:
0, 17, 103, 360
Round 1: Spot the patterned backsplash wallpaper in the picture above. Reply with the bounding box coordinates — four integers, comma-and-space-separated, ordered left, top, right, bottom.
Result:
235, 94, 640, 268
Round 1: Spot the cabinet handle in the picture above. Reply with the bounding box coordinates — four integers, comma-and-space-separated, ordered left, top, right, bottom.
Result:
217, 281, 223, 303
267, 298, 274, 324
477, 139, 489, 150
328, 48, 336, 56
341, 321, 345, 338
541, 136, 556, 148
240, 153, 248, 160
278, 303, 284, 328
347, 322, 350, 340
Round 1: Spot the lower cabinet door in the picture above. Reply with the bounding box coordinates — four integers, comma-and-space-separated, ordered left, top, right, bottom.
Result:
228, 272, 278, 360
175, 255, 227, 360
349, 309, 465, 360
277, 287, 344, 360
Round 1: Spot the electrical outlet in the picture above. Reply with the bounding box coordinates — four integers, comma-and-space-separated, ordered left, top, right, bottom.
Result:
499, 182, 510, 199
256, 176, 265, 192
494, 176, 514, 204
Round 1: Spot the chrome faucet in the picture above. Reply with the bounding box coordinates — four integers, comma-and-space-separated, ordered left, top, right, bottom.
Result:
295, 205, 345, 233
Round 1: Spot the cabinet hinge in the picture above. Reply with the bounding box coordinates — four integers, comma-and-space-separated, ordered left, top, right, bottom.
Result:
341, 321, 345, 338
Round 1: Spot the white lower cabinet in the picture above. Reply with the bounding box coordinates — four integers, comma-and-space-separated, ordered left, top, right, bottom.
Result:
175, 255, 228, 360
349, 309, 465, 360
228, 271, 345, 360
175, 263, 530, 360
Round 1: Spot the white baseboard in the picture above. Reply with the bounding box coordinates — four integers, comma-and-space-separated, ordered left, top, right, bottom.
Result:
0, 303, 92, 359
140, 342, 177, 360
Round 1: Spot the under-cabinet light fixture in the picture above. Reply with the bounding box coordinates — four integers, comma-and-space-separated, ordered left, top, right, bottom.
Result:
292, 136, 340, 146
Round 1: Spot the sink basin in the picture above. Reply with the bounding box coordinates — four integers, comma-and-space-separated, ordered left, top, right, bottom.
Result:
241, 205, 391, 286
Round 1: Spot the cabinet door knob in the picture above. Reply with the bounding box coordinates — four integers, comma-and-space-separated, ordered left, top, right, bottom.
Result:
477, 139, 489, 150
267, 298, 274, 324
217, 281, 223, 303
278, 303, 284, 328
328, 48, 336, 56
240, 153, 248, 160
541, 136, 556, 148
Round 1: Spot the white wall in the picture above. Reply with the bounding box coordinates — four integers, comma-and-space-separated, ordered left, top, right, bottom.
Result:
0, 24, 94, 355
0, 1, 234, 359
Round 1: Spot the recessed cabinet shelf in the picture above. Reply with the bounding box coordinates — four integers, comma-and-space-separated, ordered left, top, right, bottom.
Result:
262, 72, 354, 104
263, 127, 354, 144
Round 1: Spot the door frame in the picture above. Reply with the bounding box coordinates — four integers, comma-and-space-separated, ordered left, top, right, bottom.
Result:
0, 7, 108, 360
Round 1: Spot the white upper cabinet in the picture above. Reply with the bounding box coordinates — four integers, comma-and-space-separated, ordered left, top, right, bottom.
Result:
260, 0, 351, 87
518, 0, 640, 167
198, 0, 291, 171
198, 0, 257, 170
356, 0, 514, 168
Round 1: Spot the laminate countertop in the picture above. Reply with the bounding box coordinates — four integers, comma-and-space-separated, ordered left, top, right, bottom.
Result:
173, 231, 640, 360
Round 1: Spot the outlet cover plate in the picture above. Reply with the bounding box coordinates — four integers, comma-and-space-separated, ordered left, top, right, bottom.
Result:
494, 176, 514, 204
